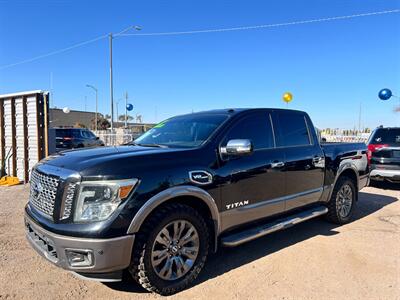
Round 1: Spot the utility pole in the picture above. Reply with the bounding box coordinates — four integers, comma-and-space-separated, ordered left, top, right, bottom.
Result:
125, 92, 128, 128
358, 102, 362, 134
108, 25, 141, 132
86, 84, 98, 131
109, 33, 114, 131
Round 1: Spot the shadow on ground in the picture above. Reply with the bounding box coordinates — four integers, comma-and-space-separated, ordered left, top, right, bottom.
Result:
369, 180, 400, 191
105, 189, 398, 294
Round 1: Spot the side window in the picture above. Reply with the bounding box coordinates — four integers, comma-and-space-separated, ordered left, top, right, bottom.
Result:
86, 131, 96, 139
81, 130, 91, 139
224, 113, 274, 150
276, 112, 311, 147
72, 130, 81, 138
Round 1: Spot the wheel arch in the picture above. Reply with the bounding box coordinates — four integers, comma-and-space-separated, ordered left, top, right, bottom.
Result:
127, 186, 220, 252
328, 164, 359, 202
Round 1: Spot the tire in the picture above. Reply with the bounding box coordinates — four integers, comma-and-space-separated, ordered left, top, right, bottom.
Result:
325, 176, 356, 224
129, 203, 209, 295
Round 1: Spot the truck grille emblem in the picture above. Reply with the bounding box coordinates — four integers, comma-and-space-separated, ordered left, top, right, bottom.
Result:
32, 182, 43, 198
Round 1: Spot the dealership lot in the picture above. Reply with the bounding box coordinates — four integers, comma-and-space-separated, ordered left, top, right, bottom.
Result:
0, 184, 399, 300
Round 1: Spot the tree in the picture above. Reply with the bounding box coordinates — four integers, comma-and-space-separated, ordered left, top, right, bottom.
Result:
91, 116, 111, 130
74, 122, 86, 128
118, 115, 134, 122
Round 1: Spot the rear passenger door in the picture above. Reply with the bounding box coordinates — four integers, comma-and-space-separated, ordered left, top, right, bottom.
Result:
273, 111, 325, 211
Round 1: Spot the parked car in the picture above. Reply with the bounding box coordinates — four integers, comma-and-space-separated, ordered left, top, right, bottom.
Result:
54, 128, 104, 150
25, 108, 369, 295
368, 126, 400, 183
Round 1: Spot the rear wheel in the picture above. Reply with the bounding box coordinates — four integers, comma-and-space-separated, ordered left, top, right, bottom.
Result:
325, 176, 356, 224
129, 203, 209, 295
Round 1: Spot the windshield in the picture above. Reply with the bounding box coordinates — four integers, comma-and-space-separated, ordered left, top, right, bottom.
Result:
135, 114, 228, 148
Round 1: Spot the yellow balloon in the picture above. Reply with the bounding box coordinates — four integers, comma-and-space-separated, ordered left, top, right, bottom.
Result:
283, 92, 293, 103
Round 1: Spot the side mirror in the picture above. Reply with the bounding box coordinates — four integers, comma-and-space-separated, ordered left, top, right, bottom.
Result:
96, 137, 100, 140
221, 139, 253, 156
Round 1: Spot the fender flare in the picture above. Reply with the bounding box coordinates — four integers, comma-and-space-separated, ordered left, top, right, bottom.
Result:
126, 185, 221, 247
327, 162, 360, 201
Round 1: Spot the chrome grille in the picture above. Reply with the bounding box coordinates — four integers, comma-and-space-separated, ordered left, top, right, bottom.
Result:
29, 169, 60, 218
61, 183, 77, 220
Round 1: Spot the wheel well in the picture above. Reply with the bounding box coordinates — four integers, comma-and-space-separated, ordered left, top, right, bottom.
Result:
138, 195, 217, 252
337, 168, 358, 199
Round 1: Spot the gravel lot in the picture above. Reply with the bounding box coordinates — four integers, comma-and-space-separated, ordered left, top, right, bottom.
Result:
0, 183, 399, 300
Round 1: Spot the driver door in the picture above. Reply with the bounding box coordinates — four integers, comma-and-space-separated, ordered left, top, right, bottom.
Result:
217, 111, 286, 231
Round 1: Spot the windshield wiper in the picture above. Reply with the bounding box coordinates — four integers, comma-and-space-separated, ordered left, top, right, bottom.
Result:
135, 143, 168, 148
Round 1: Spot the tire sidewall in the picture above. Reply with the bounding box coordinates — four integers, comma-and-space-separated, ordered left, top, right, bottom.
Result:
141, 208, 209, 293
334, 178, 356, 223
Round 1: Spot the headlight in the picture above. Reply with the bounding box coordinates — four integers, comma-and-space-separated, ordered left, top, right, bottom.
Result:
74, 179, 138, 222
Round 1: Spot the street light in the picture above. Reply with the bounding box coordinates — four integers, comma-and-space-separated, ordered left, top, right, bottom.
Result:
86, 84, 98, 131
109, 25, 141, 131
116, 98, 123, 123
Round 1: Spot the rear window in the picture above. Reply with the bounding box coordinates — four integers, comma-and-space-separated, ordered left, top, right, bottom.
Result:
369, 128, 400, 144
56, 129, 71, 137
56, 129, 81, 138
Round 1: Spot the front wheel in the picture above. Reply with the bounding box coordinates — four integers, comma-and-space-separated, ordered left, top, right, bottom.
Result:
325, 176, 356, 224
129, 203, 209, 295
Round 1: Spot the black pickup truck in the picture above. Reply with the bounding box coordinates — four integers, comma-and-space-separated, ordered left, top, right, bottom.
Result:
25, 108, 369, 295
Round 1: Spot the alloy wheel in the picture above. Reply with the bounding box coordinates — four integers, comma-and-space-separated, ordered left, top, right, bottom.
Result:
336, 184, 353, 218
151, 220, 200, 281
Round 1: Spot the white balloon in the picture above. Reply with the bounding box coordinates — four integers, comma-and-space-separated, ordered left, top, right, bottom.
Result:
63, 107, 70, 114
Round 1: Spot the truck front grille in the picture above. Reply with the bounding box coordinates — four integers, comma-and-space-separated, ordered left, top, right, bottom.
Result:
29, 169, 60, 218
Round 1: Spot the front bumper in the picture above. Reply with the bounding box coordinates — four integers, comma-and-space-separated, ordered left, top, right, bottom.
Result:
370, 168, 400, 182
24, 212, 134, 281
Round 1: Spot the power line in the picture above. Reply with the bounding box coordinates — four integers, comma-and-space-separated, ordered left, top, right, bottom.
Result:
120, 9, 400, 36
0, 9, 399, 70
0, 34, 108, 70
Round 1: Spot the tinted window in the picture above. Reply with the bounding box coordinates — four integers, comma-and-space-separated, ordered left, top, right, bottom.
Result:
72, 129, 82, 138
224, 113, 274, 149
55, 129, 82, 138
277, 112, 311, 147
370, 128, 400, 144
81, 130, 94, 139
56, 129, 71, 138
87, 131, 96, 138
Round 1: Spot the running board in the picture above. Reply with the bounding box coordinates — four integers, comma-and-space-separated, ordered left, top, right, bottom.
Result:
221, 206, 328, 247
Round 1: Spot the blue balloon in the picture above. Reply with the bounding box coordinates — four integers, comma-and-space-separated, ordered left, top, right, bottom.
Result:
378, 88, 392, 101
126, 103, 134, 111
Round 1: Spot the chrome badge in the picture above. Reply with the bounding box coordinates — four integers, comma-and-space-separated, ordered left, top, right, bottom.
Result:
189, 170, 213, 185
31, 181, 43, 198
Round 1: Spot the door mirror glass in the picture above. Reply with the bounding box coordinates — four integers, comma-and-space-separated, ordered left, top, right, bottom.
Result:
221, 139, 253, 155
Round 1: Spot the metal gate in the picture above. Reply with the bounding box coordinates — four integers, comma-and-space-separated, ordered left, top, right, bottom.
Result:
0, 90, 49, 183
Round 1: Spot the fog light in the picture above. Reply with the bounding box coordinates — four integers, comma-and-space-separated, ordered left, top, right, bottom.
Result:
65, 249, 94, 267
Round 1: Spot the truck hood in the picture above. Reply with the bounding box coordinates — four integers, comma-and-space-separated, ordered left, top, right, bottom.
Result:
41, 145, 186, 173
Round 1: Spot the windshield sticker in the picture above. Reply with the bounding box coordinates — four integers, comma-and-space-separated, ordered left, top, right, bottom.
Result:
154, 120, 168, 128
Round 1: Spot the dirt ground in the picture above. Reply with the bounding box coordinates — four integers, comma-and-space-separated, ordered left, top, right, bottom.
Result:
0, 183, 399, 300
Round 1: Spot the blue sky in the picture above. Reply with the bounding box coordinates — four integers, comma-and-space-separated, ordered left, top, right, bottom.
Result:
0, 0, 399, 129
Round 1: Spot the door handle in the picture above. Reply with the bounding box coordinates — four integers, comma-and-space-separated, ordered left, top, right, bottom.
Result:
271, 161, 285, 168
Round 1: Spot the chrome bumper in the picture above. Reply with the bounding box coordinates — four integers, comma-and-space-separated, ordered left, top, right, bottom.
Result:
370, 169, 400, 181
24, 212, 134, 281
